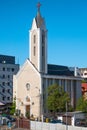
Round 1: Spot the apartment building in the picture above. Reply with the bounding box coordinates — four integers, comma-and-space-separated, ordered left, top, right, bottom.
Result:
0, 55, 19, 105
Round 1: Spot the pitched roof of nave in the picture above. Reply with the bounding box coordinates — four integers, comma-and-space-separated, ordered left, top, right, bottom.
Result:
47, 64, 74, 76
35, 2, 44, 28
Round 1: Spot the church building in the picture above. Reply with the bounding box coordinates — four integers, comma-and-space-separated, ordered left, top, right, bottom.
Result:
13, 3, 82, 119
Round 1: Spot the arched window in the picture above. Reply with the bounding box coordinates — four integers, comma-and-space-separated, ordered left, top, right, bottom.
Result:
42, 31, 45, 44
34, 46, 36, 56
34, 35, 36, 43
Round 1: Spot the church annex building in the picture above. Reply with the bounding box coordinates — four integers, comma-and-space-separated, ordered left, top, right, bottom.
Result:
13, 3, 82, 119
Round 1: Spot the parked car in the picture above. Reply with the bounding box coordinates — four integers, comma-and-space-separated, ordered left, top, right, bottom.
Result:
50, 119, 62, 123
1, 115, 16, 125
5, 115, 16, 124
1, 117, 10, 125
75, 119, 87, 127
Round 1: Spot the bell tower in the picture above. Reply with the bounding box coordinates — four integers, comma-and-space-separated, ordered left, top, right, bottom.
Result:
29, 2, 47, 74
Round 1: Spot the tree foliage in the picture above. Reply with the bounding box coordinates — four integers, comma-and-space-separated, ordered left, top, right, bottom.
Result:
26, 111, 30, 119
47, 84, 70, 113
76, 96, 87, 112
10, 101, 16, 115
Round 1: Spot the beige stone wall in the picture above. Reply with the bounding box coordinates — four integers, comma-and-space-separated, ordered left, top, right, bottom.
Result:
13, 60, 41, 118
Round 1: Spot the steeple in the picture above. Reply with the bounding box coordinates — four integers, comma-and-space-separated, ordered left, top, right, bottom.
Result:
29, 2, 47, 73
35, 2, 44, 28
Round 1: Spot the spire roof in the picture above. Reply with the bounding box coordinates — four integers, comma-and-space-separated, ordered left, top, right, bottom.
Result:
35, 2, 44, 28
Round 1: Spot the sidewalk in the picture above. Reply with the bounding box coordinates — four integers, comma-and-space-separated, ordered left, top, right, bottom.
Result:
0, 125, 30, 130
13, 128, 29, 130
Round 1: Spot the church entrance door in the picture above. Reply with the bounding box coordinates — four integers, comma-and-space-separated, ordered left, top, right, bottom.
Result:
26, 105, 30, 119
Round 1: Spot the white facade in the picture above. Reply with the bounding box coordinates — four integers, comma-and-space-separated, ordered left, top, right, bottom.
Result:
80, 68, 87, 79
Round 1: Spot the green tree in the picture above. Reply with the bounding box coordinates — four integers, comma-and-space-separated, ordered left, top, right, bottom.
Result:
26, 111, 30, 119
76, 96, 87, 112
10, 101, 16, 115
47, 84, 70, 115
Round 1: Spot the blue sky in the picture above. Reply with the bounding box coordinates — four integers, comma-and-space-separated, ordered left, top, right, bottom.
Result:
0, 0, 87, 68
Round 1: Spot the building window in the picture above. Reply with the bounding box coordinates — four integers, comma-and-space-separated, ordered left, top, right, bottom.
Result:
2, 88, 5, 93
7, 97, 10, 100
3, 68, 5, 71
42, 46, 44, 56
34, 46, 36, 56
34, 35, 36, 43
2, 82, 5, 86
7, 82, 10, 86
26, 83, 30, 91
2, 75, 5, 78
8, 75, 10, 78
7, 89, 10, 93
81, 73, 83, 76
2, 97, 5, 100
84, 73, 87, 75
12, 68, 14, 72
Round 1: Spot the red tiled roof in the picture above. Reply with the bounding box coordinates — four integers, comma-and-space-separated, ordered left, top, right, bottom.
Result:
82, 83, 87, 90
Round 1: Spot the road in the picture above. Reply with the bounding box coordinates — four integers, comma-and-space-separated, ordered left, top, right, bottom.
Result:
0, 125, 29, 130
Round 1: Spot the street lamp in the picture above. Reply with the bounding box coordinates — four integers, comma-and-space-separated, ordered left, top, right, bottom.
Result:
35, 87, 43, 122
35, 87, 40, 120
66, 102, 68, 130
16, 98, 23, 128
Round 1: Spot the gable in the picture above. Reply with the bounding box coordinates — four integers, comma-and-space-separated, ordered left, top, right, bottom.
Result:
14, 59, 41, 101
16, 59, 40, 78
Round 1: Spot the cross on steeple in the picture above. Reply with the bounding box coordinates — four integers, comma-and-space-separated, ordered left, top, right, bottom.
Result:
37, 2, 41, 12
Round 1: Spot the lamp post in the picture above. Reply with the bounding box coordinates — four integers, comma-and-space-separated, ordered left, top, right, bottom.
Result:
66, 102, 68, 130
35, 87, 41, 120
